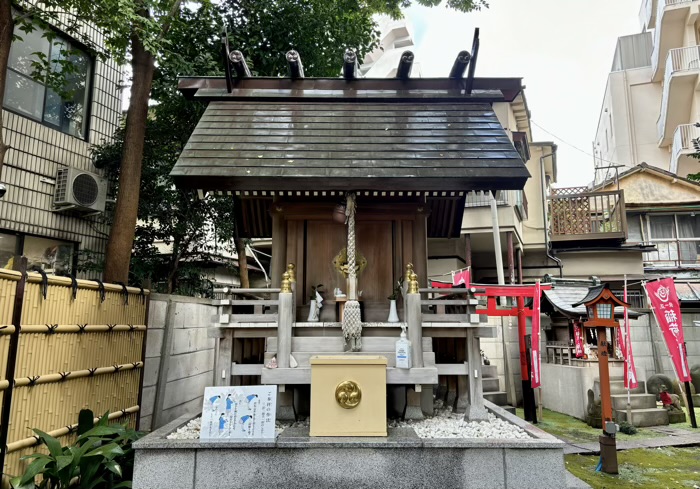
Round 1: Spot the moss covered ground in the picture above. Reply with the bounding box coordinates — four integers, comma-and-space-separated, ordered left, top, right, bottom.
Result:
565, 447, 700, 488
515, 408, 664, 444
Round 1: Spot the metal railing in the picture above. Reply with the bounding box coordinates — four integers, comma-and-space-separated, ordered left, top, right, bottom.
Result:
657, 45, 700, 142
642, 240, 700, 268
464, 190, 527, 219
548, 189, 627, 242
652, 0, 693, 75
671, 123, 700, 173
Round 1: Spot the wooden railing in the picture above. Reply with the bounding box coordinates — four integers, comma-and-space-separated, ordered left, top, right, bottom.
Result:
549, 189, 627, 242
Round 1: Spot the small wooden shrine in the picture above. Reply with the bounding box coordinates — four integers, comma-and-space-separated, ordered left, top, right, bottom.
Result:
171, 40, 530, 422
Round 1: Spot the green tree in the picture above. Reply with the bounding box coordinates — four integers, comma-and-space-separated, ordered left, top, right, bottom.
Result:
0, 0, 189, 285
1, 0, 487, 285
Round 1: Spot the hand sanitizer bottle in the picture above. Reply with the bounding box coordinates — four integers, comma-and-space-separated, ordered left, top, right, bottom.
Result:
395, 324, 412, 369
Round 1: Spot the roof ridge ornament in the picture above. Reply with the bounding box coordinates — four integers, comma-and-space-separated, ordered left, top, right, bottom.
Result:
221, 29, 251, 93
343, 49, 359, 80
286, 50, 304, 79
396, 50, 414, 79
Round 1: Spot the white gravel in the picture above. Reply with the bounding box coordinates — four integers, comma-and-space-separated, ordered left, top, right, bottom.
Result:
390, 401, 530, 439
167, 417, 308, 440
166, 402, 529, 440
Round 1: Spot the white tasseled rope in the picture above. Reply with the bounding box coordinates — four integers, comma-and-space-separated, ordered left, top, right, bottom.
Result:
342, 193, 362, 350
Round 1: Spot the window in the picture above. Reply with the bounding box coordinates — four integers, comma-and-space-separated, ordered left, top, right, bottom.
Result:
4, 20, 91, 138
0, 232, 19, 269
631, 213, 700, 267
0, 231, 76, 274
23, 236, 75, 275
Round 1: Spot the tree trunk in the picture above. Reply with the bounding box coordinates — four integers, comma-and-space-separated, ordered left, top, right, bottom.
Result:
0, 0, 15, 173
103, 28, 155, 284
236, 238, 250, 288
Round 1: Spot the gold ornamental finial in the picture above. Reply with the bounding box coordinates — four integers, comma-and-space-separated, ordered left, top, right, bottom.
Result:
405, 263, 414, 280
281, 272, 292, 293
287, 263, 296, 282
408, 271, 419, 294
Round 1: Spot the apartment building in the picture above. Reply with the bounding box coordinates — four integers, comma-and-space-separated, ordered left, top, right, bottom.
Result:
361, 15, 422, 78
595, 0, 700, 182
0, 11, 121, 275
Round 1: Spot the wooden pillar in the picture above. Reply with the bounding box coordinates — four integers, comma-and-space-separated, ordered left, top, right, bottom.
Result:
413, 205, 429, 288
597, 327, 613, 424
516, 247, 523, 285
270, 202, 287, 288
507, 231, 515, 285
406, 277, 424, 368
464, 234, 472, 268
277, 273, 293, 369
214, 329, 233, 387
464, 329, 489, 421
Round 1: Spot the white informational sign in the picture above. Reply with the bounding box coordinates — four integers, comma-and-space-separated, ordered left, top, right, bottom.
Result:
199, 385, 277, 440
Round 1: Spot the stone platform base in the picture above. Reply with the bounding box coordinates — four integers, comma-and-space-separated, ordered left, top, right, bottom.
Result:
668, 410, 687, 424
133, 403, 568, 489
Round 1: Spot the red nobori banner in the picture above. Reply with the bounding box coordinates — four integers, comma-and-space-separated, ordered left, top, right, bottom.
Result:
531, 281, 542, 388
573, 322, 585, 358
645, 278, 691, 382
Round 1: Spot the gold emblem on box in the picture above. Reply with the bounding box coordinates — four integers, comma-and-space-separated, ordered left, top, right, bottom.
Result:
335, 380, 362, 409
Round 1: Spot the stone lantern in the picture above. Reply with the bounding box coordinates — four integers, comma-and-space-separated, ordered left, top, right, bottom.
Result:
572, 284, 630, 475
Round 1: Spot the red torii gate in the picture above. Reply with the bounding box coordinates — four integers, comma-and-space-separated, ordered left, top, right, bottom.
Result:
471, 283, 553, 423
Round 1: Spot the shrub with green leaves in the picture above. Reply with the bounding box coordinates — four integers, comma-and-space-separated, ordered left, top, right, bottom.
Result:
618, 421, 638, 435
10, 410, 143, 489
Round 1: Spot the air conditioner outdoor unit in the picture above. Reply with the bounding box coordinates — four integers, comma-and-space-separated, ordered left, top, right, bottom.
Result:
54, 167, 108, 213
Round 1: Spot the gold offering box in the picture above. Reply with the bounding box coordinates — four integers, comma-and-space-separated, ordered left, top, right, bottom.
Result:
309, 355, 387, 437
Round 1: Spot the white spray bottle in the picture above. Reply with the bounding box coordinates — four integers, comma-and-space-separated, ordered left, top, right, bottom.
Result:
395, 323, 412, 369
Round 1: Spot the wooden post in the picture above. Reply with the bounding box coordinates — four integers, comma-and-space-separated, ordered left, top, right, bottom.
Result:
0, 257, 27, 478
464, 234, 472, 269
406, 271, 424, 368
270, 203, 286, 288
153, 299, 177, 427
596, 326, 619, 473
464, 329, 489, 421
507, 231, 515, 285
413, 205, 429, 288
287, 263, 296, 321
277, 273, 293, 369
214, 329, 233, 387
597, 327, 613, 427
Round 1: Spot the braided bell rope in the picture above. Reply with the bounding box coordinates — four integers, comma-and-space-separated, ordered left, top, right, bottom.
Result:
342, 193, 362, 350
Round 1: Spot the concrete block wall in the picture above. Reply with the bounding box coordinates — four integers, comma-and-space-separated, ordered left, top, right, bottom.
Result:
140, 294, 217, 431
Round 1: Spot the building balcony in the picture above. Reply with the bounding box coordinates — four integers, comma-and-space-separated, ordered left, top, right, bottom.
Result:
640, 0, 657, 30
651, 0, 699, 81
548, 188, 627, 244
464, 190, 527, 221
657, 46, 700, 146
671, 123, 700, 173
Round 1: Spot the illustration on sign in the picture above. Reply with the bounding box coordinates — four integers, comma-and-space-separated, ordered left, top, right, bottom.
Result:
200, 385, 277, 439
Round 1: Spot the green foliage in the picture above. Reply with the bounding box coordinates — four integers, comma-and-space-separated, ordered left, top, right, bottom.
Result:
388, 277, 403, 300
310, 284, 323, 300
365, 0, 487, 19
10, 410, 143, 489
618, 421, 638, 435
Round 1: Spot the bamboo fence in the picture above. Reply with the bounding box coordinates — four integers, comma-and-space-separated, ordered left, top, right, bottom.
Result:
0, 265, 149, 483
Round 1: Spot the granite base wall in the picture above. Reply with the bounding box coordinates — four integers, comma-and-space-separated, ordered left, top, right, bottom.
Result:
132, 403, 567, 489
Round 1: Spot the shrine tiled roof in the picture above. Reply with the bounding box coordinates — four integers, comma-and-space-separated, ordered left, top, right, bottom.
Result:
542, 286, 642, 319
171, 98, 529, 193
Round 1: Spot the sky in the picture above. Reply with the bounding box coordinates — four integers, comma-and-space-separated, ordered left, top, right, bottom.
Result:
404, 0, 642, 187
